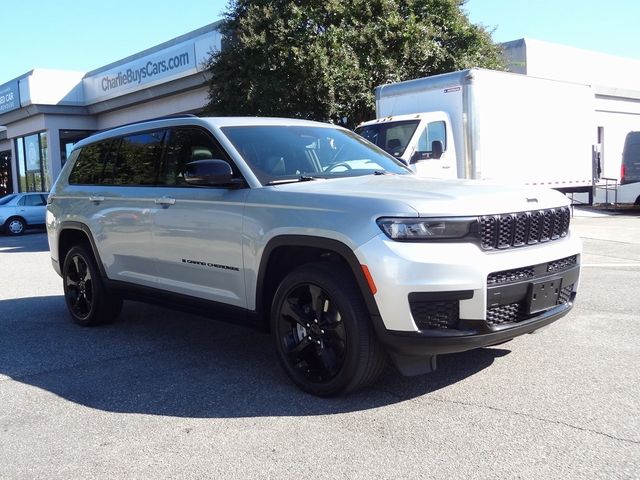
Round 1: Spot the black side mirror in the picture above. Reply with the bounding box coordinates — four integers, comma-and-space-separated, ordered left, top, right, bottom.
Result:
431, 140, 443, 160
184, 159, 237, 186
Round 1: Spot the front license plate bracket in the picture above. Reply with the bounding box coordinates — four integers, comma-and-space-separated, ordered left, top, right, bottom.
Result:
528, 278, 562, 314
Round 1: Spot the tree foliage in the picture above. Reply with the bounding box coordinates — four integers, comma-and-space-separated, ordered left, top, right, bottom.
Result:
205, 0, 504, 126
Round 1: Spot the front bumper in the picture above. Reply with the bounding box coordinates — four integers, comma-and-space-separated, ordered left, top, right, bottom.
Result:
355, 232, 581, 358
374, 299, 574, 357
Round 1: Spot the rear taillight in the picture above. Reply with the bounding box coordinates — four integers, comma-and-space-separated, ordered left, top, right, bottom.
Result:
621, 164, 626, 183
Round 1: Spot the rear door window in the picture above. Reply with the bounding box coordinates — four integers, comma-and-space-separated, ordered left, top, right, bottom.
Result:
110, 130, 166, 186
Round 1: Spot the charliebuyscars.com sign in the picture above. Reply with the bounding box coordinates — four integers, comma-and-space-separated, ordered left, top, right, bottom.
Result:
84, 42, 198, 103
0, 81, 20, 115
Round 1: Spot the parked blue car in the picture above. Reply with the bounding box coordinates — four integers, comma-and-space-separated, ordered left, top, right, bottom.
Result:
0, 192, 49, 235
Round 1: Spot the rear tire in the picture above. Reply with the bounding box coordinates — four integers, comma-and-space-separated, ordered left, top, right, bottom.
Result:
5, 217, 26, 235
271, 262, 386, 396
62, 245, 122, 326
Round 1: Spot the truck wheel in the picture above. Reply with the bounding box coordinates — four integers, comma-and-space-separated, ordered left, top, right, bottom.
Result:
62, 245, 122, 326
271, 262, 386, 396
5, 217, 26, 235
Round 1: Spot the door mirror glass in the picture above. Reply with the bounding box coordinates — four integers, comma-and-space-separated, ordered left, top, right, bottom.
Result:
431, 140, 443, 159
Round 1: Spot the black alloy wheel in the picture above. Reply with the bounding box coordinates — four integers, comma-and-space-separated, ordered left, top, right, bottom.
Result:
65, 251, 94, 319
62, 245, 122, 326
278, 282, 348, 384
271, 262, 386, 396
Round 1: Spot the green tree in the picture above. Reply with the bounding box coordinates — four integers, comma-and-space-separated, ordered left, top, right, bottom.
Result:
205, 0, 504, 126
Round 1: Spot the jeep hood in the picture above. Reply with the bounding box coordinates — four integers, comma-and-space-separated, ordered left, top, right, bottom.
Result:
272, 174, 570, 217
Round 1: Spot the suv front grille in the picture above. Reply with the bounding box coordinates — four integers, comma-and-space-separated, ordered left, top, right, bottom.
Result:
486, 302, 528, 326
487, 266, 535, 285
480, 207, 571, 250
486, 283, 575, 326
487, 255, 578, 286
547, 255, 578, 273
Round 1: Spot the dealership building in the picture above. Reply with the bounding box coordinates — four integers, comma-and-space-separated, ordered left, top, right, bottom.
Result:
1, 21, 639, 202
0, 22, 221, 195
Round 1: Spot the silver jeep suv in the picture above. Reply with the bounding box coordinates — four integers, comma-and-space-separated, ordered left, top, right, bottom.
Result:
47, 116, 581, 396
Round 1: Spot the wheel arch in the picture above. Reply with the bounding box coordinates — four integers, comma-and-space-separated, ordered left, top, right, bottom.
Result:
255, 235, 381, 331
5, 215, 28, 225
57, 221, 108, 278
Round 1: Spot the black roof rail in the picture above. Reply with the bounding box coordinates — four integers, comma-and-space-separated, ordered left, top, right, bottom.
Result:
96, 114, 200, 134
143, 113, 199, 122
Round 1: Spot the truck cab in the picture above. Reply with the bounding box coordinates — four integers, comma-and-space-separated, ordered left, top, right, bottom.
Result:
356, 112, 457, 179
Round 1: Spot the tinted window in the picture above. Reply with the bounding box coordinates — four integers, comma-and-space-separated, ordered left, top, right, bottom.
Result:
162, 128, 232, 186
110, 130, 165, 186
221, 125, 410, 185
100, 139, 121, 185
68, 142, 110, 185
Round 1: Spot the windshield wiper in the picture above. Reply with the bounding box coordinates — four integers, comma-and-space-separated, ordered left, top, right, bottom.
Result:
265, 175, 318, 186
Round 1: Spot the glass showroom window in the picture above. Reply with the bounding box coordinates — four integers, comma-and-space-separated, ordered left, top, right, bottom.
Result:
59, 129, 95, 166
15, 132, 50, 192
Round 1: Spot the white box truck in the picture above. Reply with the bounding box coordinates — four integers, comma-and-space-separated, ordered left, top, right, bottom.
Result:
356, 68, 598, 196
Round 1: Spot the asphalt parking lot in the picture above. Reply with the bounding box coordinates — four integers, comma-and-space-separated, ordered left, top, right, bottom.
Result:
0, 211, 638, 480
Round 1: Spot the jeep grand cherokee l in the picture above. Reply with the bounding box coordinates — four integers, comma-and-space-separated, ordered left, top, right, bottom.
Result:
46, 116, 581, 396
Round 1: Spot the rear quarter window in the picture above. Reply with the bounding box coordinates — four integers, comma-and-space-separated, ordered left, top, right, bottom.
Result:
68, 143, 107, 185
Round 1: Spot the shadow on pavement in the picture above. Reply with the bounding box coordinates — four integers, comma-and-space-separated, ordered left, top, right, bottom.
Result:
0, 295, 509, 418
0, 230, 49, 253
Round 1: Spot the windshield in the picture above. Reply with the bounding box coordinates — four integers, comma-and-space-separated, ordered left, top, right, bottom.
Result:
355, 120, 419, 158
220, 125, 411, 185
0, 194, 17, 205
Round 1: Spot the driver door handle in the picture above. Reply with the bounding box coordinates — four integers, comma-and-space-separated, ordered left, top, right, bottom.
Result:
88, 195, 104, 204
155, 197, 176, 206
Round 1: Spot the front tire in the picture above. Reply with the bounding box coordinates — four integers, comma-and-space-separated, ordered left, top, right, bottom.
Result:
5, 217, 26, 235
62, 245, 122, 326
271, 262, 386, 396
